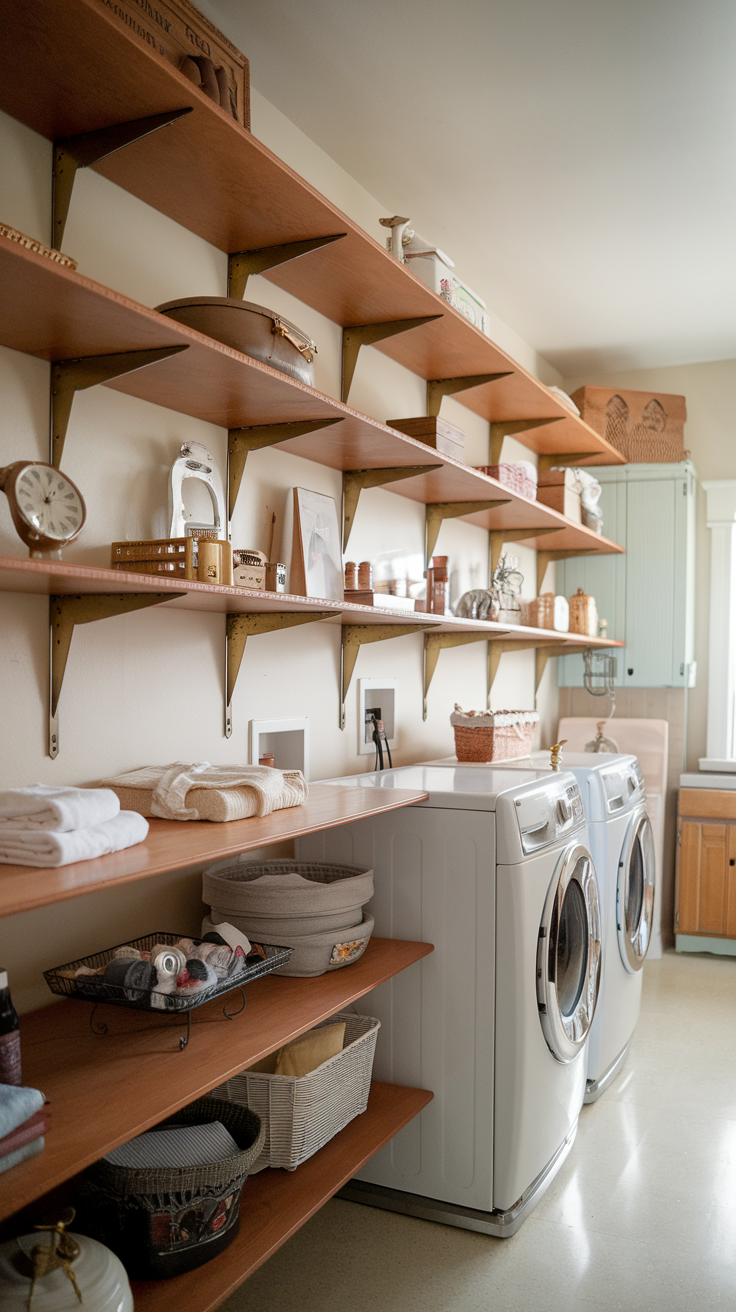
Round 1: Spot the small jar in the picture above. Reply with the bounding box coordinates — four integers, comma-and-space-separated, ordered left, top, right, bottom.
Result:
344, 561, 357, 590
530, 593, 555, 630
259, 753, 275, 768
358, 561, 373, 589
569, 587, 598, 637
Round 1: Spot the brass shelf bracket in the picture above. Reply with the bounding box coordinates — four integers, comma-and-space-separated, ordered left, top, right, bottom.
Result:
423, 631, 500, 721
536, 452, 599, 474
488, 418, 561, 466
536, 548, 598, 594
341, 623, 434, 729
227, 234, 346, 300
487, 637, 562, 705
226, 610, 334, 737
49, 591, 180, 758
343, 464, 441, 552
534, 645, 574, 701
53, 109, 193, 250
227, 418, 342, 521
51, 346, 189, 467
426, 373, 511, 419
341, 316, 441, 404
426, 499, 510, 566
489, 526, 561, 578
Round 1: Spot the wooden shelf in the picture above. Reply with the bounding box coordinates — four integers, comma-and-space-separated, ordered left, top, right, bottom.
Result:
1, 936, 432, 1222
0, 0, 624, 466
131, 1080, 432, 1312
0, 784, 429, 919
0, 555, 624, 646
0, 237, 623, 559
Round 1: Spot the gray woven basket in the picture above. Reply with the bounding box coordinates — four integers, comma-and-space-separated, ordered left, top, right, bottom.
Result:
202, 860, 374, 933
203, 911, 374, 977
211, 1012, 380, 1171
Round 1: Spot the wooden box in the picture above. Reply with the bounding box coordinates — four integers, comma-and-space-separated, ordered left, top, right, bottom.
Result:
387, 416, 465, 462
94, 0, 250, 128
537, 469, 582, 522
111, 537, 195, 578
570, 386, 687, 463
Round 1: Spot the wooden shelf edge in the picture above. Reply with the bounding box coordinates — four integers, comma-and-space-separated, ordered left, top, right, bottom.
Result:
130, 1081, 432, 1312
0, 938, 433, 1222
0, 786, 429, 918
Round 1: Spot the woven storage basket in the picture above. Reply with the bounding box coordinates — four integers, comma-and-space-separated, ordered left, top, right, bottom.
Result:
202, 860, 374, 934
203, 911, 375, 977
451, 707, 538, 763
79, 1097, 264, 1280
211, 1013, 379, 1171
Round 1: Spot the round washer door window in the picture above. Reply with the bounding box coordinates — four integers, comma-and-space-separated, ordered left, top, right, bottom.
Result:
617, 809, 656, 973
537, 843, 602, 1064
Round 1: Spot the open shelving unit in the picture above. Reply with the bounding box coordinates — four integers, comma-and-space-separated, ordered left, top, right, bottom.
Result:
0, 4, 628, 1303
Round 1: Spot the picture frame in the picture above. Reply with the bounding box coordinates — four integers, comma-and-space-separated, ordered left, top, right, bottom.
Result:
290, 487, 344, 602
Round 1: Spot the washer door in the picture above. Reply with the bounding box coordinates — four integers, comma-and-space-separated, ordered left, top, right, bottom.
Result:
617, 808, 656, 973
537, 843, 602, 1063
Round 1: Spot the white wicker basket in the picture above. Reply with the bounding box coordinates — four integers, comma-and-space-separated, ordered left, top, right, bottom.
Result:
211, 1012, 380, 1172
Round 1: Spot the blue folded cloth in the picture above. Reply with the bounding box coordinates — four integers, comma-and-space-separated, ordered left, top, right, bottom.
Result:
0, 1084, 45, 1137
0, 1137, 44, 1174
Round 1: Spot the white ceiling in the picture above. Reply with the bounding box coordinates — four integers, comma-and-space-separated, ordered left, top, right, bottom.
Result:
205, 0, 736, 377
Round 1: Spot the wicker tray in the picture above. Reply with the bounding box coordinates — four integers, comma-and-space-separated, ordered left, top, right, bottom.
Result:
44, 932, 292, 1015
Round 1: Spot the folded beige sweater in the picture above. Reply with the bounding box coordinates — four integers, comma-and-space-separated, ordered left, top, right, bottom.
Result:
99, 763, 308, 823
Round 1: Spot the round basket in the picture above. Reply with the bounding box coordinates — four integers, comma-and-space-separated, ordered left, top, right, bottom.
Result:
203, 860, 374, 924
204, 911, 375, 978
80, 1097, 264, 1280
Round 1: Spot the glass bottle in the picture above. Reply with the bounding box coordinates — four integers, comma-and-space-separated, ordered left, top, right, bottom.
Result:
0, 970, 21, 1086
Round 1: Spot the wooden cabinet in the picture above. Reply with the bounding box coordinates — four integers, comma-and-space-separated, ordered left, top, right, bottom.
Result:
676, 790, 736, 944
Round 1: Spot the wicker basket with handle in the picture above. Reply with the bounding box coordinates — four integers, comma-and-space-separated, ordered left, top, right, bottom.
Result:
451, 705, 539, 762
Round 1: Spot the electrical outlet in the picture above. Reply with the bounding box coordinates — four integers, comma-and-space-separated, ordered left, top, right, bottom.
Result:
358, 679, 397, 756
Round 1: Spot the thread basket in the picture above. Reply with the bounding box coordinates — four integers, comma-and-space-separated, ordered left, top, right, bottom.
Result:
79, 1097, 264, 1279
211, 1012, 380, 1171
451, 707, 539, 763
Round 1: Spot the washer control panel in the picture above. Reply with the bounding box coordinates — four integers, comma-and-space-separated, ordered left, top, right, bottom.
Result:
601, 760, 645, 813
515, 779, 585, 853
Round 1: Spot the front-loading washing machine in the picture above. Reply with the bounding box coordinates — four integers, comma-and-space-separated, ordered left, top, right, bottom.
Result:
428, 752, 655, 1102
297, 765, 602, 1236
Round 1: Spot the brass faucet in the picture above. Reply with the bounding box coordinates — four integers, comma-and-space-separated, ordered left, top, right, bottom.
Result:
548, 739, 567, 772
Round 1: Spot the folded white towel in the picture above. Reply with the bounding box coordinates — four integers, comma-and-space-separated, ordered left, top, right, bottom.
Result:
0, 783, 120, 832
101, 762, 308, 822
0, 810, 149, 868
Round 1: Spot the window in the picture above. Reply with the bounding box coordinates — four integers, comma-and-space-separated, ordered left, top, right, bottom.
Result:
701, 481, 736, 767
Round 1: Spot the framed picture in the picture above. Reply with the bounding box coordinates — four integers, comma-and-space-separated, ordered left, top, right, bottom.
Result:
290, 487, 343, 602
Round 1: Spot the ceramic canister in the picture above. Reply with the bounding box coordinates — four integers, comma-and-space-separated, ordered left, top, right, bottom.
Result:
0, 1231, 133, 1312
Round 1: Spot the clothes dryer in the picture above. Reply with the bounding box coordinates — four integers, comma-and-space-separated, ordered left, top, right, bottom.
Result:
298, 765, 601, 1235
427, 753, 655, 1102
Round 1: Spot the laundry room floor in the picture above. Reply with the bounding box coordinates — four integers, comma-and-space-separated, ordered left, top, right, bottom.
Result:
223, 951, 736, 1311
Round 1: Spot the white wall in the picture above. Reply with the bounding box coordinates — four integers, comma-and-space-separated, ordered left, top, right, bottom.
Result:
0, 96, 560, 1013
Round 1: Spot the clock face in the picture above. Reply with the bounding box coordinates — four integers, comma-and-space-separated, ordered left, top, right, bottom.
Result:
15, 465, 85, 542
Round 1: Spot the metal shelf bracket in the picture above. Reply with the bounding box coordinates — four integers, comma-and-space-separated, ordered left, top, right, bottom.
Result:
342, 316, 441, 404
226, 611, 334, 737
227, 418, 342, 522
426, 499, 510, 566
227, 234, 346, 300
426, 373, 511, 418
536, 452, 599, 474
488, 418, 561, 466
51, 346, 189, 467
423, 631, 502, 720
53, 109, 193, 250
535, 645, 574, 700
341, 623, 434, 729
489, 526, 560, 578
49, 591, 180, 758
343, 465, 441, 552
536, 549, 597, 594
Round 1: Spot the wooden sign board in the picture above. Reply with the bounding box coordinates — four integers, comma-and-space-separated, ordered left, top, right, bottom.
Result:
571, 385, 687, 463
95, 0, 250, 128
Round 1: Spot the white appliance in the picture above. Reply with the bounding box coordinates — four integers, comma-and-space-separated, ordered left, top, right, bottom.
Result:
298, 765, 601, 1236
429, 751, 656, 1102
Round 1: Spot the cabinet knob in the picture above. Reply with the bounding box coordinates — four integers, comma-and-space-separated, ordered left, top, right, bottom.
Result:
627, 668, 634, 676
730, 859, 735, 867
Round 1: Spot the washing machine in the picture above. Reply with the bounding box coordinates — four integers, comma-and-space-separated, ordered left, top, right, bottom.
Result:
427, 752, 656, 1102
298, 765, 601, 1236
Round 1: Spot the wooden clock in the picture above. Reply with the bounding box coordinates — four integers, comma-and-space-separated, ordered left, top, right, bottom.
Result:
0, 461, 86, 556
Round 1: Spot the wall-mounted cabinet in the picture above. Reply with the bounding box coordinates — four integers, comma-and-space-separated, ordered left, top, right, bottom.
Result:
558, 461, 696, 689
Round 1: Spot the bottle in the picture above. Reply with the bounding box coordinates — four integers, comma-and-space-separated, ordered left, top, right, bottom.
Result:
0, 970, 21, 1086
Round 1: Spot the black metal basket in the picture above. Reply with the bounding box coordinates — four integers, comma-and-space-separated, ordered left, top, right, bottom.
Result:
44, 931, 293, 1015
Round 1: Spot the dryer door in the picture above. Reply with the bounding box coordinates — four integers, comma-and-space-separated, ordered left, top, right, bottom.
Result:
617, 807, 656, 973
537, 843, 602, 1063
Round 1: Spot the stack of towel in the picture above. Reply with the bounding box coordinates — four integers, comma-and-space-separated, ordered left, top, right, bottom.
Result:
0, 784, 149, 867
99, 762, 309, 823
0, 1083, 47, 1174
